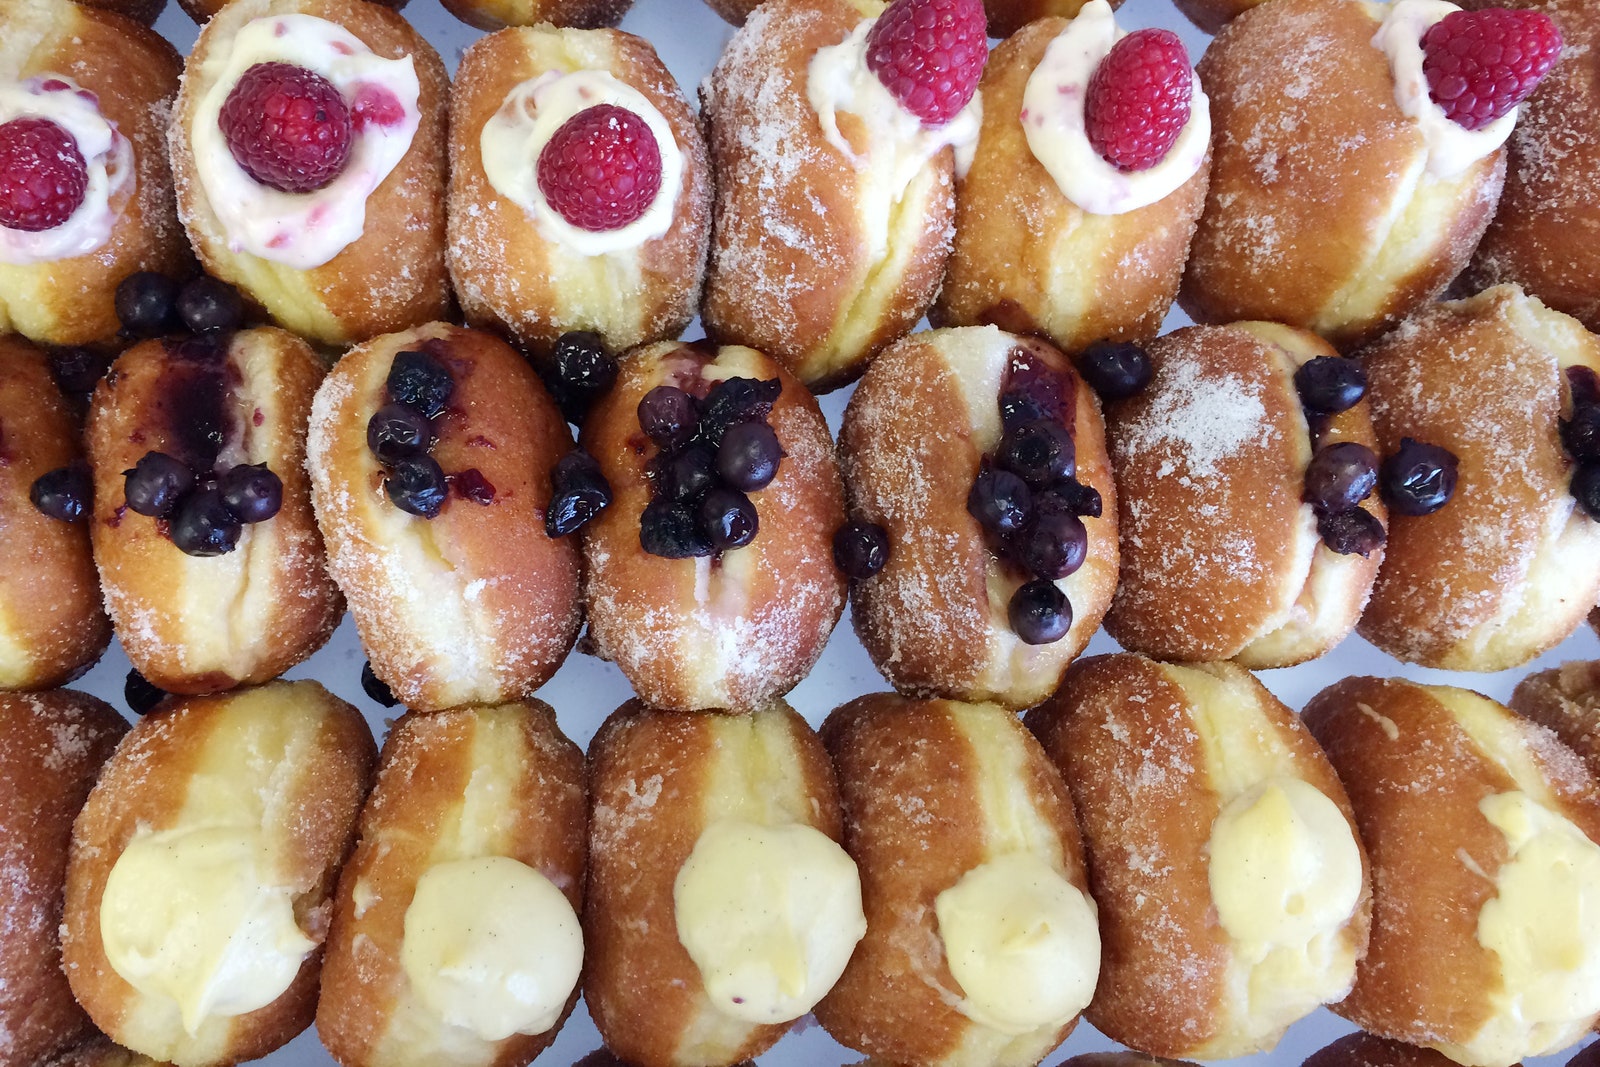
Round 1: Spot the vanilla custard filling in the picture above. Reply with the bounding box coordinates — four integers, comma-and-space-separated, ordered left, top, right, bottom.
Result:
100, 825, 315, 1037
934, 852, 1100, 1036
190, 14, 420, 270
399, 856, 583, 1042
673, 819, 865, 1024
0, 75, 131, 265
1374, 0, 1516, 179
480, 70, 683, 256
1019, 0, 1209, 216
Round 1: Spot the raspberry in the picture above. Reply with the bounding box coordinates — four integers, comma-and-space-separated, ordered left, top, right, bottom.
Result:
536, 104, 663, 232
219, 62, 353, 193
1422, 9, 1562, 131
1086, 28, 1194, 173
0, 117, 88, 232
865, 0, 987, 126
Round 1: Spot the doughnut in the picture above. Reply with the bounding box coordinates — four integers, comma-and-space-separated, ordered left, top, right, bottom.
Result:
447, 26, 711, 364
1304, 1033, 1508, 1067
837, 326, 1117, 708
935, 2, 1210, 355
169, 0, 451, 347
814, 693, 1097, 1067
307, 322, 582, 712
1509, 661, 1600, 779
585, 701, 863, 1067
0, 338, 111, 690
62, 681, 377, 1067
1572, 1043, 1600, 1067
440, 0, 629, 30
981, 0, 1117, 37
1025, 655, 1371, 1059
699, 0, 982, 391
580, 340, 844, 713
86, 327, 342, 694
0, 0, 187, 348
1061, 1055, 1200, 1067
175, 0, 408, 25
316, 702, 586, 1067
1103, 321, 1386, 667
1179, 0, 1512, 350
1303, 676, 1600, 1067
1357, 285, 1600, 671
0, 691, 127, 1066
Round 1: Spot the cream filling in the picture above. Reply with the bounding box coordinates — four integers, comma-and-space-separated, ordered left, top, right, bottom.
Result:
1019, 0, 1209, 216
190, 14, 420, 270
479, 70, 683, 257
0, 75, 131, 265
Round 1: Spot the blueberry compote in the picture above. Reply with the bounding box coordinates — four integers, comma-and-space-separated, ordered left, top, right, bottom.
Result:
1292, 355, 1388, 557
1564, 366, 1600, 520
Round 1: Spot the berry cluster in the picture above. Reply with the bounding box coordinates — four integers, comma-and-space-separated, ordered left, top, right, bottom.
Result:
366, 348, 489, 520
115, 271, 246, 340
123, 450, 283, 557
1294, 356, 1387, 556
636, 375, 785, 559
1564, 366, 1600, 520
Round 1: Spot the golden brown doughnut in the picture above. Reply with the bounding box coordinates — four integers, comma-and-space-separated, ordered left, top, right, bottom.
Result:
838, 326, 1117, 708
580, 340, 845, 713
1304, 676, 1600, 1067
585, 701, 861, 1067
439, 0, 630, 33
1510, 661, 1600, 779
0, 691, 127, 1067
1027, 656, 1371, 1059
447, 26, 710, 364
316, 702, 586, 1067
0, 0, 188, 348
170, 0, 450, 347
1358, 285, 1600, 670
1180, 0, 1506, 349
1305, 1032, 1518, 1067
981, 0, 1118, 36
74, 0, 167, 24
63, 681, 377, 1067
0, 338, 111, 690
815, 693, 1097, 1067
308, 323, 581, 713
1103, 322, 1386, 666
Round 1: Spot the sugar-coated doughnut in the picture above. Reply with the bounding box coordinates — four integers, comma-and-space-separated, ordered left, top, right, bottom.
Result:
1027, 656, 1371, 1059
1305, 1032, 1515, 1067
63, 681, 377, 1067
87, 328, 341, 694
447, 26, 710, 364
0, 0, 187, 348
1180, 0, 1506, 349
1104, 322, 1385, 666
0, 691, 127, 1067
1510, 661, 1600, 780
170, 0, 450, 347
316, 702, 586, 1067
1358, 285, 1600, 670
585, 701, 862, 1067
838, 326, 1117, 708
1304, 677, 1600, 1067
439, 0, 629, 31
309, 323, 581, 713
0, 338, 111, 690
581, 340, 844, 713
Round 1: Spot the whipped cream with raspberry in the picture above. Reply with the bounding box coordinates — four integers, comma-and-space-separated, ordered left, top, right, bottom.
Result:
1019, 0, 1209, 216
1373, 0, 1516, 179
479, 71, 684, 256
189, 14, 420, 270
0, 77, 131, 265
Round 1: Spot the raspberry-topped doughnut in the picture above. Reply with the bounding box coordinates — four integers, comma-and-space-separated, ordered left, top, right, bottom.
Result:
700, 0, 987, 390
448, 27, 711, 366
1181, 0, 1558, 349
171, 0, 450, 347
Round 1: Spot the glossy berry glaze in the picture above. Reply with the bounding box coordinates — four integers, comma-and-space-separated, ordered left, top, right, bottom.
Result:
1292, 355, 1387, 557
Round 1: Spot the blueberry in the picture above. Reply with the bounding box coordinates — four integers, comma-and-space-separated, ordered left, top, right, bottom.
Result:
550, 331, 617, 422
387, 349, 454, 418
833, 521, 890, 578
1574, 462, 1600, 520
385, 455, 448, 518
123, 451, 195, 518
967, 462, 1032, 536
1014, 511, 1089, 580
1294, 356, 1368, 415
552, 449, 609, 492
176, 276, 244, 334
999, 387, 1051, 433
360, 660, 399, 707
637, 385, 698, 451
1077, 340, 1152, 401
48, 347, 112, 398
366, 402, 433, 464
1317, 508, 1387, 557
124, 669, 167, 716
1008, 579, 1073, 645
698, 487, 759, 550
219, 462, 282, 523
169, 484, 242, 556
996, 419, 1075, 487
114, 271, 180, 337
545, 456, 612, 538
1303, 442, 1379, 513
640, 499, 713, 558
30, 464, 91, 523
1562, 405, 1600, 461
716, 421, 783, 492
696, 377, 781, 446
1035, 478, 1102, 519
656, 443, 717, 503
1570, 366, 1600, 409
1380, 438, 1460, 516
